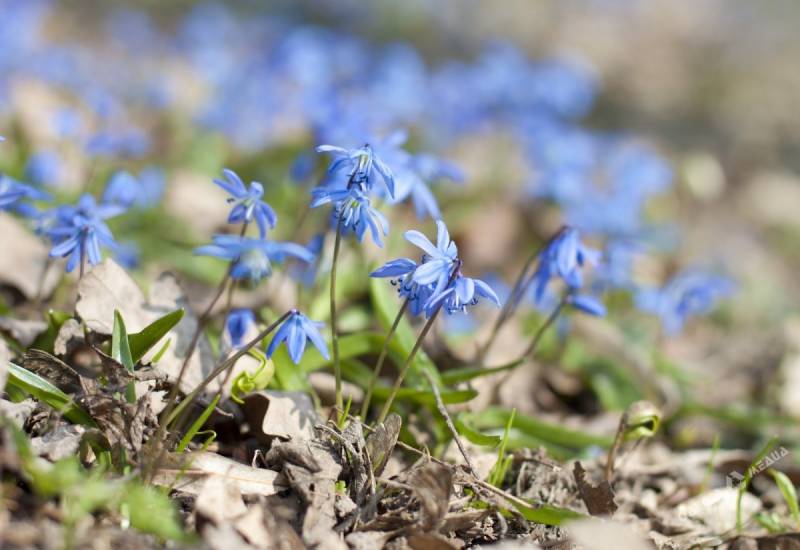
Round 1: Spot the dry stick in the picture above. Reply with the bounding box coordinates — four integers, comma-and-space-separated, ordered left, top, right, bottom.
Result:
423, 370, 478, 478
330, 218, 344, 418
377, 262, 462, 424
360, 298, 409, 419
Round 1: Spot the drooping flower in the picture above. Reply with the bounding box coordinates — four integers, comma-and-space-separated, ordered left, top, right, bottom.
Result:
101, 167, 165, 210
214, 168, 277, 237
406, 220, 459, 299
194, 234, 313, 283
225, 309, 256, 348
266, 310, 329, 364
316, 143, 395, 197
312, 186, 389, 246
426, 275, 500, 314
47, 194, 124, 272
528, 226, 600, 305
636, 271, 734, 335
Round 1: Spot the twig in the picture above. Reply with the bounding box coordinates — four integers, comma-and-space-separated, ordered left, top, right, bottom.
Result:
423, 371, 478, 478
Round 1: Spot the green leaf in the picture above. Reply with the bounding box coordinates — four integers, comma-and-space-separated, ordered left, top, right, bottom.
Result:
441, 360, 523, 386
737, 436, 780, 532
128, 309, 184, 363
510, 500, 586, 526
369, 386, 477, 407
112, 310, 136, 403
463, 407, 612, 456
122, 484, 187, 541
6, 363, 96, 427
454, 416, 501, 447
770, 469, 800, 526
177, 395, 220, 453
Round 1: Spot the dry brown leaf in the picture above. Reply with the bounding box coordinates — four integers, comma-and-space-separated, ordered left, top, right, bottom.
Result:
155, 451, 286, 497
243, 390, 318, 443
194, 476, 248, 525
366, 413, 402, 477
0, 317, 48, 348
573, 461, 617, 517
0, 215, 60, 300
410, 463, 453, 532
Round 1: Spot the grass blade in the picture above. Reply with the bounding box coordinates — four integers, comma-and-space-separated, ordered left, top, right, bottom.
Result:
6, 363, 96, 427
128, 309, 184, 363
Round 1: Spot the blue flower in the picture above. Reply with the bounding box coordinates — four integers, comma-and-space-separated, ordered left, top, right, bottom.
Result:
25, 150, 61, 187
311, 186, 389, 247
102, 171, 139, 209
225, 309, 256, 348
406, 220, 459, 298
426, 275, 500, 314
636, 271, 734, 335
194, 234, 313, 283
529, 227, 600, 305
114, 241, 140, 269
316, 143, 395, 197
566, 294, 606, 317
266, 310, 329, 364
0, 177, 27, 209
0, 176, 50, 213
214, 168, 277, 237
372, 257, 431, 316
47, 194, 123, 272
289, 233, 324, 287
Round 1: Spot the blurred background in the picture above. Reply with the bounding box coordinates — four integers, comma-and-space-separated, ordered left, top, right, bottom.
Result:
2, 0, 800, 450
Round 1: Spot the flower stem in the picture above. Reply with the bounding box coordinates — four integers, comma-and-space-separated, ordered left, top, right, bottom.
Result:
478, 226, 566, 361
377, 306, 442, 424
520, 294, 567, 360
165, 309, 292, 428
360, 298, 408, 419
377, 262, 461, 424
330, 218, 344, 419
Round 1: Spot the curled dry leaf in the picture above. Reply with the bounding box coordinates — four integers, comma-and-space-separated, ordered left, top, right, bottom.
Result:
243, 390, 318, 443
573, 461, 618, 517
366, 412, 402, 477
410, 462, 454, 532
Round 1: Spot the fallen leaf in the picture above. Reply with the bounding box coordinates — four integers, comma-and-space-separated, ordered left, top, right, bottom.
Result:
676, 488, 761, 535
155, 451, 286, 496
567, 518, 652, 550
76, 260, 216, 394
194, 475, 248, 526
410, 462, 453, 532
29, 424, 85, 461
0, 339, 9, 391
573, 461, 617, 516
0, 317, 48, 348
366, 413, 402, 477
0, 215, 60, 300
243, 391, 318, 443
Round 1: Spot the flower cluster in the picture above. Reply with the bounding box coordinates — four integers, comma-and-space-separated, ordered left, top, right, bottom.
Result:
372, 220, 499, 317
311, 143, 395, 247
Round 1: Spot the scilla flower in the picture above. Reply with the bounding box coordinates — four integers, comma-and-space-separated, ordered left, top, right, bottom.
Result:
529, 226, 600, 304
316, 143, 395, 197
312, 186, 389, 246
224, 309, 256, 348
48, 194, 124, 272
636, 271, 734, 335
214, 168, 278, 237
194, 234, 313, 283
266, 310, 329, 364
0, 177, 27, 209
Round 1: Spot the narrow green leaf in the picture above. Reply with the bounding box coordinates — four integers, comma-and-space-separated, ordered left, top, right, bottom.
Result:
6, 363, 96, 426
454, 416, 501, 447
511, 500, 586, 526
441, 360, 523, 385
737, 436, 780, 532
770, 469, 799, 526
128, 309, 184, 363
122, 484, 187, 541
177, 395, 220, 453
464, 407, 613, 453
112, 310, 136, 403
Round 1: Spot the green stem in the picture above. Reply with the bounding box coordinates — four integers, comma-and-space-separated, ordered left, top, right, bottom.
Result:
360, 298, 408, 419
377, 262, 462, 424
377, 307, 442, 424
479, 225, 567, 361
330, 219, 344, 418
